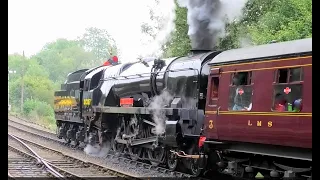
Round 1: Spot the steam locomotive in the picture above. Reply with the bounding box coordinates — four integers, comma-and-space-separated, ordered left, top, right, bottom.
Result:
54, 38, 312, 179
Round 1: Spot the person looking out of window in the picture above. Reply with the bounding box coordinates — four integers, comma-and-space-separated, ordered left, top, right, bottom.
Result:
232, 74, 245, 110
274, 93, 287, 111
292, 98, 302, 112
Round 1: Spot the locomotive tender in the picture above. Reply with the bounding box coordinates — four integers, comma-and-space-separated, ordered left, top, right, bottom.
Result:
54, 68, 88, 142
54, 38, 312, 179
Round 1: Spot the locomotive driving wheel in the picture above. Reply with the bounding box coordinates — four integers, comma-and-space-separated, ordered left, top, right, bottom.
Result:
64, 136, 71, 143
190, 158, 202, 177
112, 139, 125, 153
167, 150, 178, 170
146, 126, 165, 166
56, 126, 60, 138
147, 147, 165, 166
112, 122, 125, 152
187, 144, 203, 177
127, 117, 142, 161
63, 123, 71, 144
128, 146, 142, 161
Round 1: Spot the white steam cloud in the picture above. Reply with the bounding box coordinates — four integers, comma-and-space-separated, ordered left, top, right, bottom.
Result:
139, 0, 176, 58
239, 36, 253, 48
177, 0, 247, 49
84, 142, 111, 158
148, 91, 173, 135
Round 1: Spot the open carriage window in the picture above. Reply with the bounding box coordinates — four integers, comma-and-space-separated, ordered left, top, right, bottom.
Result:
228, 71, 253, 111
272, 67, 303, 112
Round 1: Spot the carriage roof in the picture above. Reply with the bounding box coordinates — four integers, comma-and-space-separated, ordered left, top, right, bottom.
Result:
208, 38, 312, 66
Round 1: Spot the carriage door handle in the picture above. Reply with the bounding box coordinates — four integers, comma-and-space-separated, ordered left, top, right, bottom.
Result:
217, 106, 221, 116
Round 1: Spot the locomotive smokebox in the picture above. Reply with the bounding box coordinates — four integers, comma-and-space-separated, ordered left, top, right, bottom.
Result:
190, 49, 212, 55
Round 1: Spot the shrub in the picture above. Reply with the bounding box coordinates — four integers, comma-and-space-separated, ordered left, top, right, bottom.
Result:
23, 99, 54, 118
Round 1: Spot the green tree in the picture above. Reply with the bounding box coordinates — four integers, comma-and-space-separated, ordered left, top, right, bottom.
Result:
162, 0, 191, 58
9, 74, 55, 107
25, 58, 50, 78
155, 0, 312, 55
140, 0, 163, 40
23, 98, 54, 117
247, 0, 312, 44
8, 54, 55, 111
33, 38, 96, 82
8, 54, 29, 79
79, 27, 118, 61
8, 28, 120, 130
218, 0, 312, 49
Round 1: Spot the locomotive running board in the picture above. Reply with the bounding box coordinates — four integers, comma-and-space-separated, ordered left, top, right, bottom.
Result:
115, 136, 157, 146
93, 106, 180, 116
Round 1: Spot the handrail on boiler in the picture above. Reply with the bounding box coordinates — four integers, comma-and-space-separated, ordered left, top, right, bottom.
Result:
100, 67, 200, 81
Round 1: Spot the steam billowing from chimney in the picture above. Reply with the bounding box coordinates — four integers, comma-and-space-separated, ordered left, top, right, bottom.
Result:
139, 0, 176, 58
177, 0, 247, 50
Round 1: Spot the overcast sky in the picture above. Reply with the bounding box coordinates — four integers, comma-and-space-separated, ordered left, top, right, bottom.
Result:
8, 0, 167, 61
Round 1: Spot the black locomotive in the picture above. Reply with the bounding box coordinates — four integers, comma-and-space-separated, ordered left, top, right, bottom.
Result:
54, 52, 217, 175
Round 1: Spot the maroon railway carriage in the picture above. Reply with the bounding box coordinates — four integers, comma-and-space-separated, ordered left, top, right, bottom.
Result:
201, 38, 312, 179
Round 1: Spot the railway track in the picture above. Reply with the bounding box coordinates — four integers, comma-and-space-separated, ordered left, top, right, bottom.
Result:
8, 145, 54, 178
8, 118, 209, 179
8, 115, 54, 133
8, 133, 124, 179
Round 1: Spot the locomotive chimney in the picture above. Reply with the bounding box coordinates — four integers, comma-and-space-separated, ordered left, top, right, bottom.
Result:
190, 49, 212, 55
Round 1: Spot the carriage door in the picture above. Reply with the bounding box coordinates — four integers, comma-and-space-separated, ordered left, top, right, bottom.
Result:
205, 68, 221, 139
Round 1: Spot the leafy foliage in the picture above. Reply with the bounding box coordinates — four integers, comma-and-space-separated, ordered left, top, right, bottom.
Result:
23, 99, 54, 117
148, 0, 312, 56
219, 0, 312, 50
79, 27, 118, 60
33, 39, 96, 82
247, 0, 312, 44
8, 27, 118, 127
162, 0, 191, 58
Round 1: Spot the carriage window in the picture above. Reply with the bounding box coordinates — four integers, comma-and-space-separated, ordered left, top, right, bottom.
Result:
228, 71, 253, 111
289, 68, 303, 82
272, 67, 303, 112
275, 67, 303, 83
209, 77, 219, 105
231, 71, 252, 85
278, 69, 288, 83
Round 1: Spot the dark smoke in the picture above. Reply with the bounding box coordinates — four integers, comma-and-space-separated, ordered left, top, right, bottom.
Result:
178, 0, 247, 50
186, 0, 221, 50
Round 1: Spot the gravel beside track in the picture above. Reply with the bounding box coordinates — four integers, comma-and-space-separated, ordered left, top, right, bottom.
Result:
8, 118, 57, 139
9, 134, 122, 178
8, 115, 54, 133
8, 118, 209, 179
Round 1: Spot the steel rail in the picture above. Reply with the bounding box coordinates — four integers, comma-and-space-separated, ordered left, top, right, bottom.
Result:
8, 118, 210, 179
8, 133, 137, 179
8, 133, 65, 178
